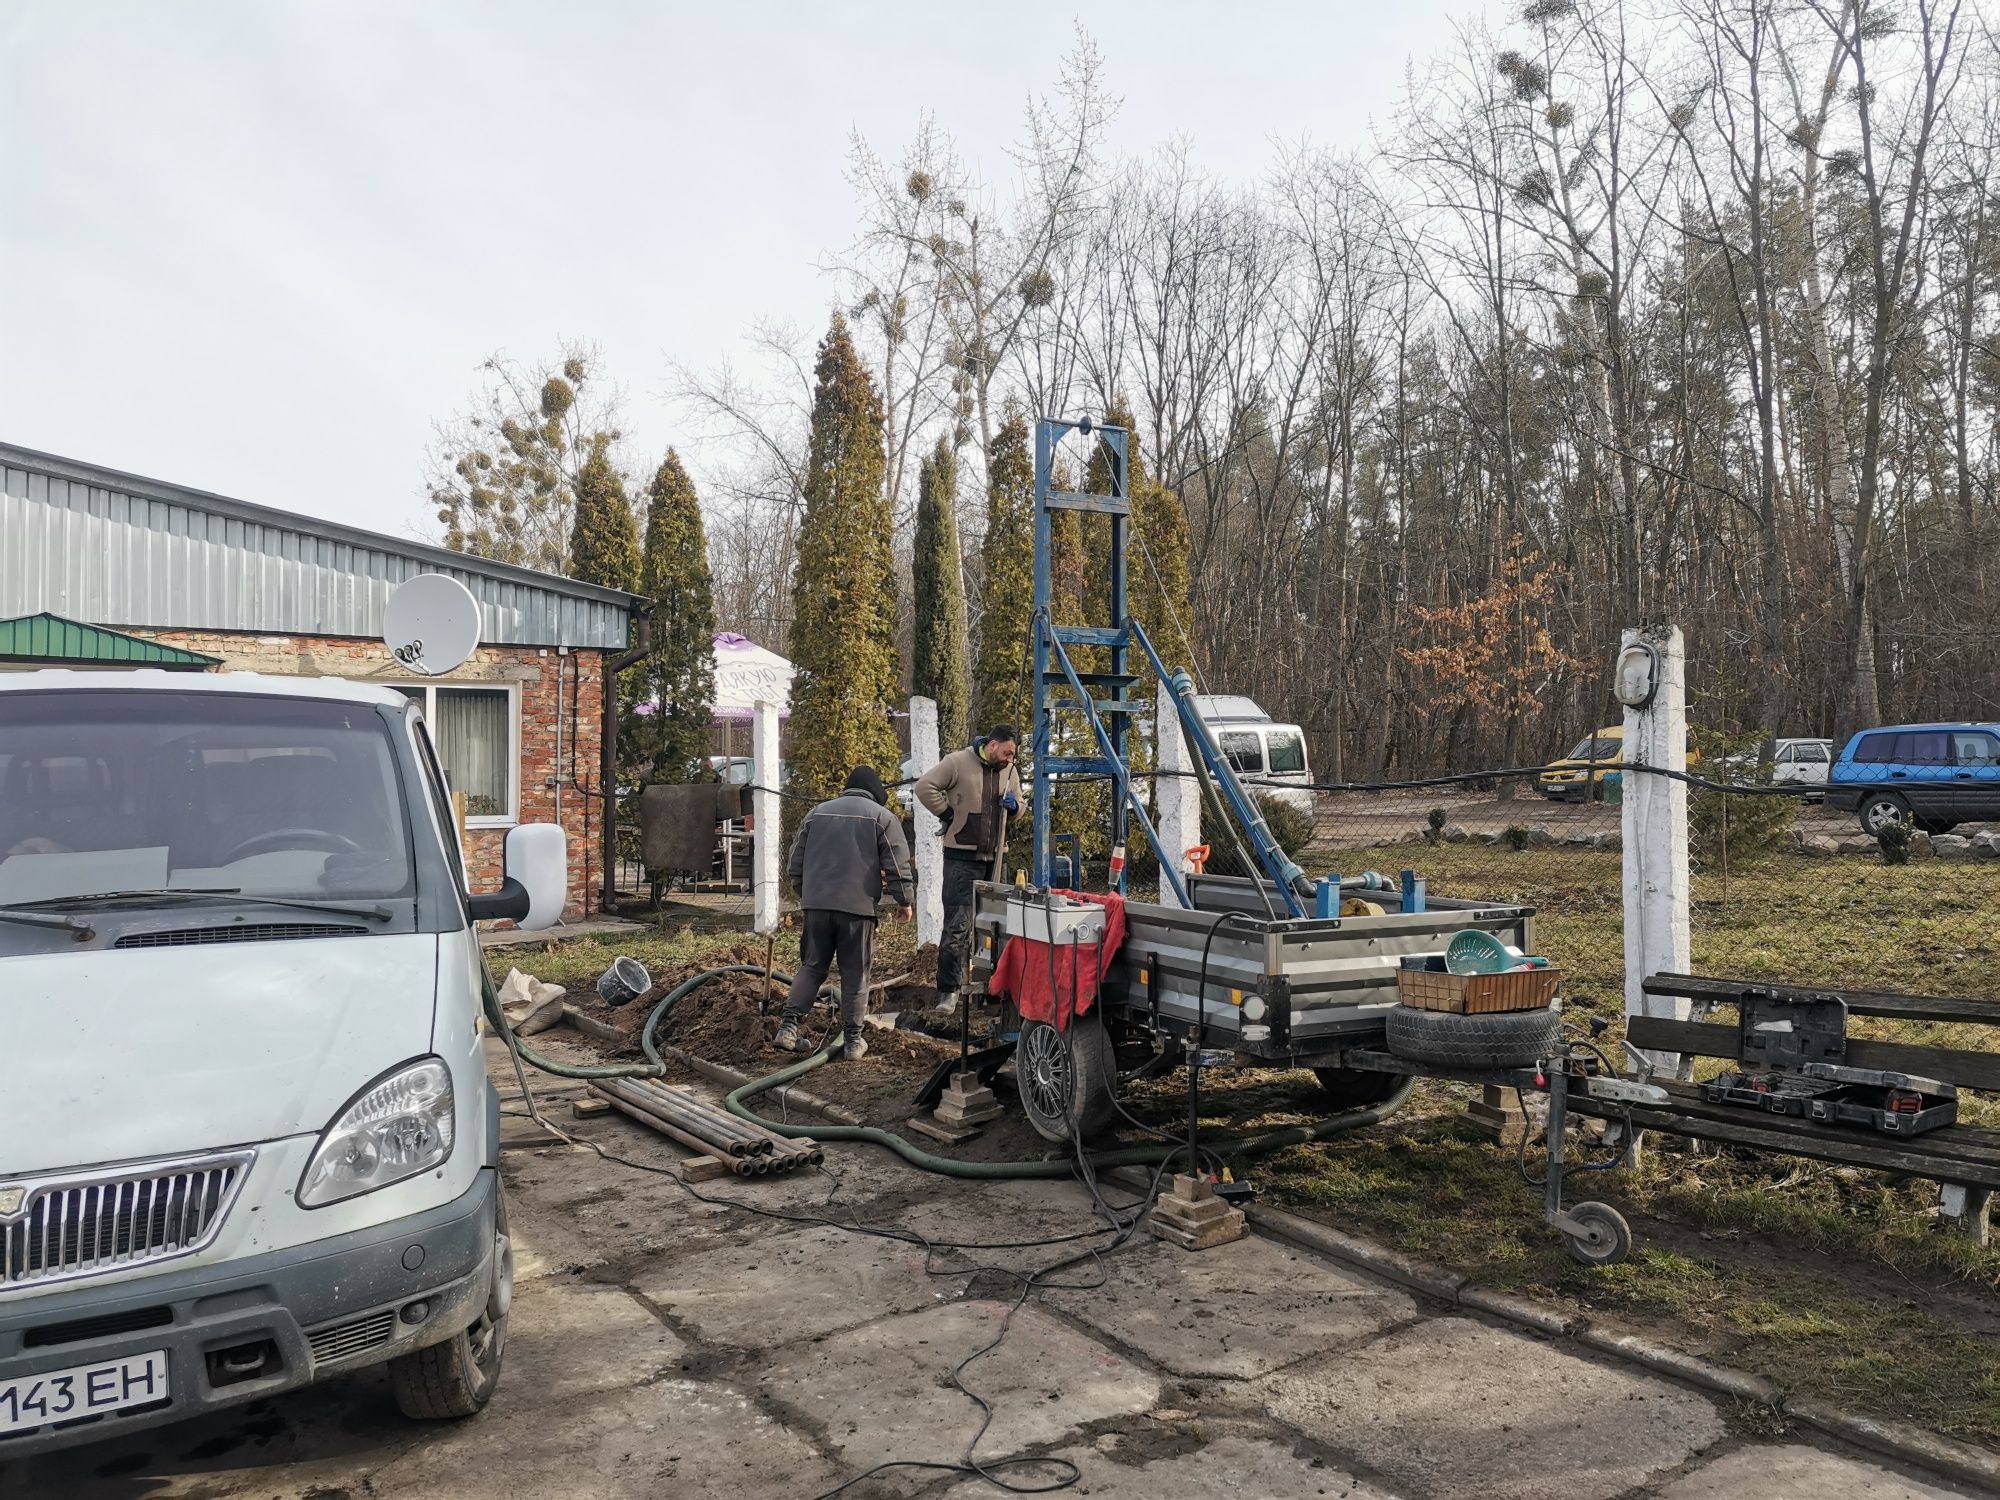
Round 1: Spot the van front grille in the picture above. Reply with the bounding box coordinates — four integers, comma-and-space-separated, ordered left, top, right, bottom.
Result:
0, 1151, 254, 1290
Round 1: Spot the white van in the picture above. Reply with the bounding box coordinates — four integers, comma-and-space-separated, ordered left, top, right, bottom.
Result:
1191, 695, 1314, 813
0, 671, 565, 1454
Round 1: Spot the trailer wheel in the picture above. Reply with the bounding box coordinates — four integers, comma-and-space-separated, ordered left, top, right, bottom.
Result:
1562, 1201, 1632, 1266
1310, 1067, 1410, 1110
1017, 1013, 1117, 1144
1384, 1003, 1563, 1070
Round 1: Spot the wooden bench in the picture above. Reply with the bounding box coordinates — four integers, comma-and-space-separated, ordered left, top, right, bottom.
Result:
1569, 972, 2000, 1243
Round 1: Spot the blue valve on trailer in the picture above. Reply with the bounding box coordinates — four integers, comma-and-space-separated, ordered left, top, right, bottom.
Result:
1315, 870, 1392, 917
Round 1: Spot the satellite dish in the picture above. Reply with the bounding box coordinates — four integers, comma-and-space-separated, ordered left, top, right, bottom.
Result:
384, 573, 481, 676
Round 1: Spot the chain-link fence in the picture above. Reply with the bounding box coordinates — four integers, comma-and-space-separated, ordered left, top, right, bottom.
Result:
607, 723, 2000, 1014
1243, 764, 2000, 1009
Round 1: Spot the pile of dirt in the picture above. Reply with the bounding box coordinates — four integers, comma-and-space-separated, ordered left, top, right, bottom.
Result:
658, 978, 780, 1066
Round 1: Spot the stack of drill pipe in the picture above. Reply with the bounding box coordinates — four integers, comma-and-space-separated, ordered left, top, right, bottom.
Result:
588, 1079, 823, 1175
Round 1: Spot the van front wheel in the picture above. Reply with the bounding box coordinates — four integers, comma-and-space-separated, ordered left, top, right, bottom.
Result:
391, 1179, 511, 1420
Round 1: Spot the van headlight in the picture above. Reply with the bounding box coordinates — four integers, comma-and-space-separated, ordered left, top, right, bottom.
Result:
299, 1058, 455, 1208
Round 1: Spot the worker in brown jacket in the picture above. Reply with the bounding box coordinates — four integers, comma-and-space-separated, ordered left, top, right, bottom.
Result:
913, 724, 1024, 1014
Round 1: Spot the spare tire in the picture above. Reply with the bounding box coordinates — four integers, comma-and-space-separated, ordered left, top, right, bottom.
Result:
1384, 1003, 1563, 1070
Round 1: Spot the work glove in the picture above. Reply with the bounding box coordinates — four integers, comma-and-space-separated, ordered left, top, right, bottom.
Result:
1001, 791, 1020, 814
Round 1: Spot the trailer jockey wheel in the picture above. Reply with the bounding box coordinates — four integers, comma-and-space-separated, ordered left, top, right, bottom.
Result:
1017, 1014, 1118, 1144
1562, 1201, 1632, 1266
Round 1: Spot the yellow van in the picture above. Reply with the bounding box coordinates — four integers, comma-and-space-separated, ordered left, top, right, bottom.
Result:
1537, 725, 1698, 801
1537, 726, 1625, 800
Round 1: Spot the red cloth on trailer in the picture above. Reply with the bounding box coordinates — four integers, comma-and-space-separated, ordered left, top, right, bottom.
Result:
988, 889, 1128, 1030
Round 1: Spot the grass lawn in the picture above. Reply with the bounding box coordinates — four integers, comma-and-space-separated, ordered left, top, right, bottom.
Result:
1323, 841, 2000, 1007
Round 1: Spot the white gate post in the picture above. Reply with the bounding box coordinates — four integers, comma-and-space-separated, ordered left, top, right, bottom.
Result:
909, 696, 944, 947
1155, 694, 1202, 908
751, 698, 781, 934
1621, 624, 1692, 1076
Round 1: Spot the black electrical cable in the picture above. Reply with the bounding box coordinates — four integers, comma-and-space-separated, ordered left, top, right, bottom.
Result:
1191, 911, 1256, 1171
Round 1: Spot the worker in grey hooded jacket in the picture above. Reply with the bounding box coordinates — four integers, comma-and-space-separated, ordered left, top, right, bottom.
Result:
774, 766, 914, 1061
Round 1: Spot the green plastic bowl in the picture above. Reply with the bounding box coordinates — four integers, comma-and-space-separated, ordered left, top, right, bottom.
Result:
1445, 929, 1517, 975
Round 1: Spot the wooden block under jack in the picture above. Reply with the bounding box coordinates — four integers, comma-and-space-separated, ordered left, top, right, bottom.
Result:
934, 1070, 1002, 1128
1148, 1173, 1248, 1251
1465, 1084, 1531, 1147
907, 1114, 981, 1144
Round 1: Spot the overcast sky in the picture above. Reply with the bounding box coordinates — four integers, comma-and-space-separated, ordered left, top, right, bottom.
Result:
2, 2, 1489, 541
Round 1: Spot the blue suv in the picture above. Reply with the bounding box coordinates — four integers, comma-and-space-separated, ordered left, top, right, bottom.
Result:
1827, 722, 2000, 835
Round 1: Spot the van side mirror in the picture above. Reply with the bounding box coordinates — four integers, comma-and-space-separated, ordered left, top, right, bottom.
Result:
467, 823, 566, 930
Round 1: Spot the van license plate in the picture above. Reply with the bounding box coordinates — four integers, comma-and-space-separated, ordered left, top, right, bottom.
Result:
0, 1350, 168, 1435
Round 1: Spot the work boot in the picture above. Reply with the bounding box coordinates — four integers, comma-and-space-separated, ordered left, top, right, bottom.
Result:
931, 989, 961, 1015
839, 1032, 869, 1063
772, 1021, 812, 1054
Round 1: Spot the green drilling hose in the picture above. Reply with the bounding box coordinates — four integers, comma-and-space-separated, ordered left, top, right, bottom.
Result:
723, 1050, 1414, 1180
490, 962, 1413, 1178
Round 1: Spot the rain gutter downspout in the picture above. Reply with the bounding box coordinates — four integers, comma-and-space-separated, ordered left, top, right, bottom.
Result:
600, 605, 653, 912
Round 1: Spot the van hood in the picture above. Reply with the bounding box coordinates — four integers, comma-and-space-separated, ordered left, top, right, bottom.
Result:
0, 934, 439, 1175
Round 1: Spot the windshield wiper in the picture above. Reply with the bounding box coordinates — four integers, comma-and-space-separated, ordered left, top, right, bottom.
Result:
17, 888, 393, 923
0, 907, 96, 942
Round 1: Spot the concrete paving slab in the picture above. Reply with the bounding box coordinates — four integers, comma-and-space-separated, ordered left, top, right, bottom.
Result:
754, 1300, 1161, 1475
1654, 1443, 1978, 1499
1051, 1234, 1418, 1379
895, 1177, 1126, 1249
942, 1433, 1407, 1498
0, 1280, 690, 1499
504, 1148, 733, 1279
366, 1380, 860, 1499
1262, 1317, 1725, 1500
630, 1223, 952, 1350
495, 1280, 686, 1405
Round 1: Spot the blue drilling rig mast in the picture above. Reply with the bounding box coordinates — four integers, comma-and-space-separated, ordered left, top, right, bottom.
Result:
1027, 416, 1317, 918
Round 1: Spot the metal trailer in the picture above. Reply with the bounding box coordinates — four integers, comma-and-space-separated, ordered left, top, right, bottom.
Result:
966, 876, 1648, 1266
973, 874, 1535, 1067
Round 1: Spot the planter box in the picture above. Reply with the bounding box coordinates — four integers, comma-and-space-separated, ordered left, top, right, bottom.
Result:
1398, 967, 1560, 1015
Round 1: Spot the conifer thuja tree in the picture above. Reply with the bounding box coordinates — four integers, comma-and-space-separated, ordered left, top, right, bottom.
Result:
788, 314, 901, 802
912, 436, 969, 748
973, 412, 1035, 734
631, 448, 716, 782
568, 435, 641, 592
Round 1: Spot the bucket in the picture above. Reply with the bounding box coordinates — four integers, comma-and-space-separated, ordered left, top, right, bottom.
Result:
596, 956, 652, 1008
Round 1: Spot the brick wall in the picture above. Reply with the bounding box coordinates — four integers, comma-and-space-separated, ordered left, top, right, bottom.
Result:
132, 629, 610, 919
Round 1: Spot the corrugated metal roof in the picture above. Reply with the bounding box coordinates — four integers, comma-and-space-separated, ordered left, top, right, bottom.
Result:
0, 612, 221, 667
0, 443, 642, 649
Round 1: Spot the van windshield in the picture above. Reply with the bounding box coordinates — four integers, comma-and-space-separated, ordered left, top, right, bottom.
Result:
0, 691, 413, 906
1565, 736, 1620, 761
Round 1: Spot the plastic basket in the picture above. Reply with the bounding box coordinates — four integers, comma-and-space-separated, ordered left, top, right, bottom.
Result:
1397, 967, 1560, 1015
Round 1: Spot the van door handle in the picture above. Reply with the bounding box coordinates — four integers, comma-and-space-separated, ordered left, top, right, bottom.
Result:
1889, 771, 1908, 778
1955, 772, 1974, 780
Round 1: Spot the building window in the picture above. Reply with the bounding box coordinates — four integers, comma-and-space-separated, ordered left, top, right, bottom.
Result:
394, 684, 518, 826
